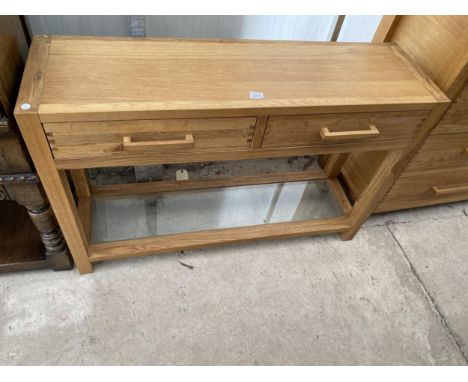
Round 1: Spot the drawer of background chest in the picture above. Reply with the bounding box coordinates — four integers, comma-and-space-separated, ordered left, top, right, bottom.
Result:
261, 111, 428, 150
377, 167, 468, 212
404, 132, 468, 174
431, 84, 468, 135
43, 117, 257, 160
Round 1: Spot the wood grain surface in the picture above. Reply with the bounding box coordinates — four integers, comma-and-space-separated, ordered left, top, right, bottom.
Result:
36, 37, 445, 122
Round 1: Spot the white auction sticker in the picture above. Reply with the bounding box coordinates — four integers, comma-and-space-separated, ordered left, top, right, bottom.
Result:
249, 91, 264, 99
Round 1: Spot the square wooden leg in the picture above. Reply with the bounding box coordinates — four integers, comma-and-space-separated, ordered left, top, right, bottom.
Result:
321, 153, 350, 177
70, 169, 91, 198
15, 113, 93, 274
341, 149, 403, 240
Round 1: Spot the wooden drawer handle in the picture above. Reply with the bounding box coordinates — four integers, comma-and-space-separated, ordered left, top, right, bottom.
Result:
463, 148, 468, 157
432, 185, 468, 195
320, 124, 380, 142
123, 134, 194, 151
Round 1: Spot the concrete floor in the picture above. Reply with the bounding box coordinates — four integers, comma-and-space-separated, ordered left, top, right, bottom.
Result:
1, 201, 468, 365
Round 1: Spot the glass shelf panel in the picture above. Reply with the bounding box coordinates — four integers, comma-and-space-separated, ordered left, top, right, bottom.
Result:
90, 179, 343, 244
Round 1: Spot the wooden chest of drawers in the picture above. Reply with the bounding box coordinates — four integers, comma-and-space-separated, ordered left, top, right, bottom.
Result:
377, 84, 468, 212
14, 36, 447, 274
340, 16, 468, 214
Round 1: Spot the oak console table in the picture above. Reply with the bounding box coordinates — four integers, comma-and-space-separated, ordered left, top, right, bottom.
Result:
15, 36, 447, 274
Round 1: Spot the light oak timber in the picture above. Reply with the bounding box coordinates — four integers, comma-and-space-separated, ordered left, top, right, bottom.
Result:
38, 103, 440, 123
14, 35, 448, 272
389, 103, 454, 179
14, 36, 92, 274
43, 39, 442, 102
327, 178, 352, 215
44, 117, 256, 160
340, 149, 403, 240
389, 16, 468, 100
431, 84, 468, 135
317, 154, 329, 169
377, 86, 468, 210
339, 151, 387, 202
91, 169, 327, 199
263, 109, 430, 184
261, 111, 428, 149
341, 16, 468, 211
396, 166, 468, 179
376, 167, 468, 212
36, 38, 444, 123
122, 134, 194, 151
77, 196, 91, 243
323, 39, 449, 192
88, 217, 351, 262
374, 104, 461, 212
389, 84, 468, 182
15, 36, 50, 110
402, 132, 468, 174
389, 45, 450, 103
53, 140, 414, 170
15, 114, 92, 274
372, 16, 400, 43
342, 96, 467, 199
71, 168, 92, 242
70, 169, 91, 198
45, 36, 388, 44
319, 124, 379, 142
432, 185, 468, 196
251, 115, 268, 149
322, 153, 349, 178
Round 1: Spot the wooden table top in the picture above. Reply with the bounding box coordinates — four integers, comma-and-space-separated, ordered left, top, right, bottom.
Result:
22, 36, 448, 122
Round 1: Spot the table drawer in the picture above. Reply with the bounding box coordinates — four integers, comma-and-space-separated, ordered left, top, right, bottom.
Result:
261, 111, 428, 149
404, 132, 468, 173
44, 117, 257, 160
377, 167, 468, 212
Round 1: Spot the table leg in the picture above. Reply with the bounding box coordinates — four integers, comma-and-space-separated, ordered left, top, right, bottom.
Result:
341, 149, 402, 240
70, 169, 91, 198
27, 203, 73, 270
15, 113, 93, 274
321, 153, 350, 177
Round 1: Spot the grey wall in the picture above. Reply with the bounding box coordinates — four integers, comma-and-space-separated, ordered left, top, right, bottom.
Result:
27, 15, 381, 42
337, 15, 382, 42
27, 15, 129, 36
145, 16, 338, 41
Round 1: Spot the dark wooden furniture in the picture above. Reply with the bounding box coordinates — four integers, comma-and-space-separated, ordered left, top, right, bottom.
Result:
0, 16, 72, 272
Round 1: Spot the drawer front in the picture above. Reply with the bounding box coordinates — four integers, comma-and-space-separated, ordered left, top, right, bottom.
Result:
377, 168, 468, 212
432, 84, 468, 135
404, 132, 468, 173
261, 111, 427, 149
44, 117, 257, 160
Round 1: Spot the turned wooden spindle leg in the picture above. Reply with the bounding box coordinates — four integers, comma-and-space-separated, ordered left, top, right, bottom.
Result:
27, 203, 73, 271
1, 172, 75, 271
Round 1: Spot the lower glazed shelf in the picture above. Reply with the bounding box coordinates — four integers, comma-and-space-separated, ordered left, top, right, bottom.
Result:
85, 179, 350, 262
